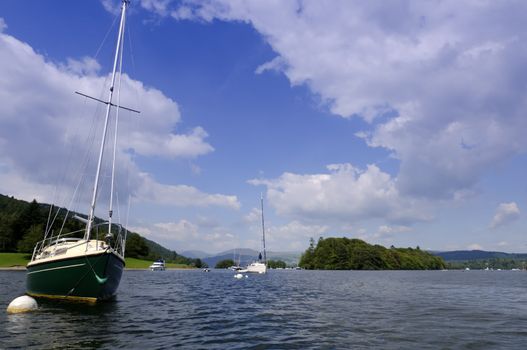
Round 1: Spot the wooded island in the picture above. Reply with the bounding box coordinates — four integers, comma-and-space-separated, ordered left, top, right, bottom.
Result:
299, 237, 445, 270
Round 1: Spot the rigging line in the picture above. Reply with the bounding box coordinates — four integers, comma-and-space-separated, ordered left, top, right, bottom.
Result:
125, 13, 143, 117
73, 70, 113, 217
125, 15, 137, 77
85, 0, 129, 241
44, 204, 55, 241
45, 91, 95, 236
56, 171, 86, 240
46, 93, 96, 238
123, 194, 131, 255
66, 72, 110, 220
69, 95, 102, 214
109, 10, 126, 232
93, 12, 120, 60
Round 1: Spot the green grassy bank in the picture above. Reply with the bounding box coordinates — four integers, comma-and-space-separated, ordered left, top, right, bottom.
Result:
0, 253, 193, 269
0, 253, 30, 267
125, 257, 193, 269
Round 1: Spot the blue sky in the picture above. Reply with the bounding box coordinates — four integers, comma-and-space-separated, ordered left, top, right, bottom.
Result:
0, 0, 526, 254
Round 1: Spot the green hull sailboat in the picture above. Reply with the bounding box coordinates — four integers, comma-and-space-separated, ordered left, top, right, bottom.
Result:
27, 243, 124, 302
26, 0, 136, 302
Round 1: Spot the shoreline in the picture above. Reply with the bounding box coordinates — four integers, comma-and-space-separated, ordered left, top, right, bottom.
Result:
0, 266, 195, 271
0, 266, 26, 270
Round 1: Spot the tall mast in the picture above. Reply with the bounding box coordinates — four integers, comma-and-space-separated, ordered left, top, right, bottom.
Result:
84, 0, 129, 241
261, 193, 267, 264
108, 4, 127, 236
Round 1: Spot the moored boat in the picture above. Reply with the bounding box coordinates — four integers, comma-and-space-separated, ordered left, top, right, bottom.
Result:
27, 235, 125, 302
239, 195, 268, 274
26, 0, 135, 302
149, 259, 166, 271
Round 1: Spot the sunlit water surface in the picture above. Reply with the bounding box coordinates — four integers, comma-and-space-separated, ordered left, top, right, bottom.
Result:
1, 269, 527, 349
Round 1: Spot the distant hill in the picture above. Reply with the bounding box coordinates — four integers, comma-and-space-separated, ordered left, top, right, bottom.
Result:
180, 250, 214, 259
431, 250, 527, 261
202, 249, 258, 268
201, 248, 301, 268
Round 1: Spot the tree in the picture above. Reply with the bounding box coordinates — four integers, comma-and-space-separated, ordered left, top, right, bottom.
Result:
17, 224, 44, 253
299, 237, 316, 269
267, 260, 286, 269
215, 259, 235, 269
125, 233, 149, 258
298, 237, 446, 270
0, 215, 14, 251
194, 258, 205, 268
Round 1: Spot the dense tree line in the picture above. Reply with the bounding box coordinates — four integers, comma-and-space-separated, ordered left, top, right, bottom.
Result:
215, 259, 235, 268
0, 195, 84, 253
299, 237, 446, 270
446, 258, 527, 270
267, 260, 287, 269
0, 194, 202, 266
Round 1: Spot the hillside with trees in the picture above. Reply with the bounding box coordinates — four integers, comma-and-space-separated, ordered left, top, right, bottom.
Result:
299, 237, 445, 270
0, 194, 201, 267
431, 250, 527, 270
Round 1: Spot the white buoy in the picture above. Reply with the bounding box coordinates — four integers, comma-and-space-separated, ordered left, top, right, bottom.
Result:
234, 273, 243, 279
245, 275, 248, 278
6, 295, 38, 314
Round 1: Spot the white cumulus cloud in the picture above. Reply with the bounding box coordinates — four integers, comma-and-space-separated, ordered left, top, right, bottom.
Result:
162, 0, 527, 202
0, 28, 237, 212
250, 163, 432, 225
491, 202, 520, 229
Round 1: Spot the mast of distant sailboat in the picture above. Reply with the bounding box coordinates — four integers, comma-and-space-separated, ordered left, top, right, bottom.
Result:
261, 193, 267, 265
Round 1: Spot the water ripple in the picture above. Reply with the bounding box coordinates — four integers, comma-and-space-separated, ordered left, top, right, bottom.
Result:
2, 270, 527, 349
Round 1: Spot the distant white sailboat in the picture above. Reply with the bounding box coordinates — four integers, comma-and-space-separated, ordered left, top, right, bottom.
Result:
229, 248, 242, 271
239, 195, 267, 274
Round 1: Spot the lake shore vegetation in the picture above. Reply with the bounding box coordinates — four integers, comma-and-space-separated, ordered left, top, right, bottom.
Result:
299, 237, 446, 270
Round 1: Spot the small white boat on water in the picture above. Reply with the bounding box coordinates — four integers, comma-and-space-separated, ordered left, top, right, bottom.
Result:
149, 260, 165, 271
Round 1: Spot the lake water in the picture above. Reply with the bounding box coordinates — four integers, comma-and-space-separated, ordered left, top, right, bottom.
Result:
1, 269, 527, 349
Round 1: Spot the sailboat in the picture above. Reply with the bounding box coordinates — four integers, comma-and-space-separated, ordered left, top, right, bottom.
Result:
239, 195, 267, 274
229, 248, 242, 271
26, 0, 136, 302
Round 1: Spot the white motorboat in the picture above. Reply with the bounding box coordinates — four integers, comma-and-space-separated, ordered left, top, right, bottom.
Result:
149, 260, 166, 271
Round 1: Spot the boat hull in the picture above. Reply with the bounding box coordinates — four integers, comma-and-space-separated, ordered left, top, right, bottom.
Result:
26, 251, 124, 302
239, 262, 267, 274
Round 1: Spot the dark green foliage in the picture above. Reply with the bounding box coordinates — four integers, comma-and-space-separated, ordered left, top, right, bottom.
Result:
215, 259, 235, 269
446, 258, 527, 270
194, 258, 206, 268
0, 194, 199, 266
299, 237, 446, 270
0, 195, 85, 252
125, 233, 150, 258
17, 224, 45, 253
267, 260, 286, 269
